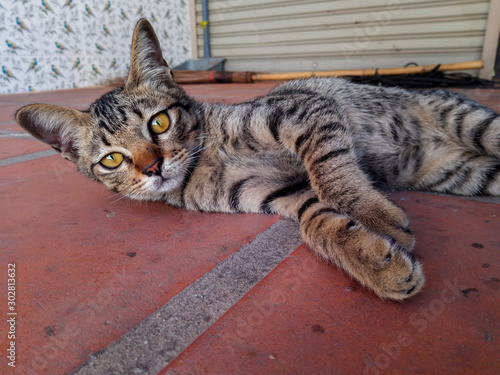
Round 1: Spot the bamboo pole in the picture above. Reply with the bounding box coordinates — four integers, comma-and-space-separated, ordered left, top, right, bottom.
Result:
173, 70, 254, 84
251, 60, 484, 81
170, 60, 485, 84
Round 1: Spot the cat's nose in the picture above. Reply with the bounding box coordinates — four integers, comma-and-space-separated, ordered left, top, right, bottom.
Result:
142, 157, 163, 177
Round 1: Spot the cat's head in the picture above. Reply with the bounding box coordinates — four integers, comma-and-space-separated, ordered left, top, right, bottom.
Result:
16, 19, 201, 201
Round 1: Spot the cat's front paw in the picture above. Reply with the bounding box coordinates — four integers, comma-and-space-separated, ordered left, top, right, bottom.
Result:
347, 195, 415, 251
370, 202, 416, 251
369, 238, 425, 300
300, 208, 424, 300
345, 225, 425, 300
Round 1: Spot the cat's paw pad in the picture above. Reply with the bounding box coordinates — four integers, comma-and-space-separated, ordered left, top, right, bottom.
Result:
370, 238, 425, 300
339, 223, 424, 300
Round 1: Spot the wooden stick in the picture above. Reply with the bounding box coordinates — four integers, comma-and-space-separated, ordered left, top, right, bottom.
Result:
251, 60, 484, 81
173, 70, 254, 84
170, 60, 484, 84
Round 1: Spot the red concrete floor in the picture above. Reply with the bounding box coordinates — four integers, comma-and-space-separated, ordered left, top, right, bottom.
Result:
0, 84, 280, 374
1, 83, 499, 375
162, 192, 500, 375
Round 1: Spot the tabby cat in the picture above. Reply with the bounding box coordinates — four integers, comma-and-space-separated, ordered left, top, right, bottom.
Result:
16, 19, 500, 300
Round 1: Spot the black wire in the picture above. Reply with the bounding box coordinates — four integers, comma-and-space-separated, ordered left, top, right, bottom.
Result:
345, 63, 499, 89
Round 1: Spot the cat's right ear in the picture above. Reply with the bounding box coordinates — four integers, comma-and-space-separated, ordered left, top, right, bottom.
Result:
125, 18, 174, 89
16, 104, 88, 163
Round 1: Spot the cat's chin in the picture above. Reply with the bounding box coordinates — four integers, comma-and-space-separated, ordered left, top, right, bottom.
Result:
120, 174, 185, 202
153, 174, 184, 193
145, 174, 183, 195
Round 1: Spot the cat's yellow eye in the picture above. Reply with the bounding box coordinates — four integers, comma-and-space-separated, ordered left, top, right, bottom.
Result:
150, 112, 170, 134
100, 152, 124, 169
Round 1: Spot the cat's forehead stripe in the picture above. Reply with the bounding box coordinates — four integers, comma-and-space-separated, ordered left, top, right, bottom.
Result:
132, 107, 144, 119
91, 88, 129, 134
101, 134, 111, 146
98, 119, 116, 135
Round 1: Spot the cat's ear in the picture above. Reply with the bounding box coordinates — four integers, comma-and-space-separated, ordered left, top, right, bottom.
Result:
16, 104, 88, 163
126, 18, 174, 89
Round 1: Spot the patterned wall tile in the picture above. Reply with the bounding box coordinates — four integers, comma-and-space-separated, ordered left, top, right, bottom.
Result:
0, 0, 191, 93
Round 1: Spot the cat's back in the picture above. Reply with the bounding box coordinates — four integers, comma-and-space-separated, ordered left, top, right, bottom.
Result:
268, 77, 412, 106
267, 77, 490, 115
265, 78, 425, 127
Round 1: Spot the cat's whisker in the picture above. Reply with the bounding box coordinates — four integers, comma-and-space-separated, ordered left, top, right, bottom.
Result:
110, 179, 151, 206
110, 194, 128, 205
189, 149, 204, 158
186, 155, 203, 167
107, 191, 123, 198
192, 134, 216, 145
106, 192, 125, 203
189, 141, 213, 158
189, 141, 207, 152
194, 135, 217, 143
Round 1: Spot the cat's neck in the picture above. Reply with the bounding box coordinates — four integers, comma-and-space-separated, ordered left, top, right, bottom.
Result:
199, 101, 243, 136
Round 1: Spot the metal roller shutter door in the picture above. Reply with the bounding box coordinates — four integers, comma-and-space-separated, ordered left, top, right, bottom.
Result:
191, 0, 495, 77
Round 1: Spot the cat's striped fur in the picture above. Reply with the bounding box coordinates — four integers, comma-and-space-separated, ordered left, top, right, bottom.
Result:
16, 19, 500, 300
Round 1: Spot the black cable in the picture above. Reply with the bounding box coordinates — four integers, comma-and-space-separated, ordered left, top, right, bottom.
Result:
346, 63, 499, 89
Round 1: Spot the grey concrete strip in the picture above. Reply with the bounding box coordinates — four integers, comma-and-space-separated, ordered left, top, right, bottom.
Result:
0, 149, 58, 167
0, 130, 35, 138
72, 218, 303, 375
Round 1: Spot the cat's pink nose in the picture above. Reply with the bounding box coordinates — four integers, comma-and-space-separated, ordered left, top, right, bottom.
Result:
142, 157, 163, 177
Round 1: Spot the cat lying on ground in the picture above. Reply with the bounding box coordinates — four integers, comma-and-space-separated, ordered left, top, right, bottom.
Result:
16, 19, 500, 300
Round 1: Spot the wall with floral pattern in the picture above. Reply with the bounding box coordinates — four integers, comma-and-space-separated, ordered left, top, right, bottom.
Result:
0, 0, 191, 93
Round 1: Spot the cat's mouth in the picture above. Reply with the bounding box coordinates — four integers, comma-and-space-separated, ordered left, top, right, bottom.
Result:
151, 169, 185, 193
124, 173, 184, 201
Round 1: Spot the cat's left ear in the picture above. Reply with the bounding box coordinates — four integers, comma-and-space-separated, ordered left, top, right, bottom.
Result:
16, 104, 88, 163
126, 18, 174, 89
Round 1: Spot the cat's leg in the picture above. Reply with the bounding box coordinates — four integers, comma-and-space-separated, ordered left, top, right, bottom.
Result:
218, 151, 424, 299
398, 91, 500, 196
306, 160, 416, 251
267, 190, 424, 300
418, 90, 500, 159
277, 115, 415, 250
411, 143, 500, 196
455, 110, 500, 159
436, 101, 500, 195
410, 91, 500, 195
